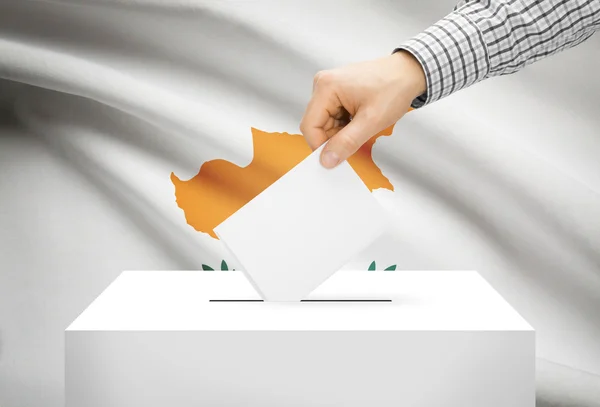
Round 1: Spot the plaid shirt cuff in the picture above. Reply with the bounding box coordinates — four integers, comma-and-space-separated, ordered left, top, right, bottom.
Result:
394, 11, 490, 108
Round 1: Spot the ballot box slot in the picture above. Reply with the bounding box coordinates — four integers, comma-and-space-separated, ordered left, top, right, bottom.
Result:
209, 299, 392, 302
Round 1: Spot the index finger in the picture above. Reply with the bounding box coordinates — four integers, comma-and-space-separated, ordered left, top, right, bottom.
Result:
299, 87, 337, 151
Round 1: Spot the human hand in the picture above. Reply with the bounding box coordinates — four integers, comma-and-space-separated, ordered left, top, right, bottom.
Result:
299, 51, 426, 168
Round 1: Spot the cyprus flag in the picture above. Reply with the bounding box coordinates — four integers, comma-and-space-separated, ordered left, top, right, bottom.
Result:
1, 1, 600, 407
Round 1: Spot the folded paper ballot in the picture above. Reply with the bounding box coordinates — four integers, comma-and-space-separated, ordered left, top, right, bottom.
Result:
214, 143, 389, 301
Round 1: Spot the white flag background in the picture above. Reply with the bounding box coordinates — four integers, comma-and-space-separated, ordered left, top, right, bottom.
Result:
1, 0, 599, 406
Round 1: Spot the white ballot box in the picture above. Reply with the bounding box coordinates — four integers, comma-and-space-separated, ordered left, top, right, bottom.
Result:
66, 270, 535, 407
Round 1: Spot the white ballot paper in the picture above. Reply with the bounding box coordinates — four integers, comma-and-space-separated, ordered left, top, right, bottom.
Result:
214, 144, 389, 301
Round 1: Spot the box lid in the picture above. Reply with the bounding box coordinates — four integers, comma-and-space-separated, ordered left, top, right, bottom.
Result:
67, 270, 533, 332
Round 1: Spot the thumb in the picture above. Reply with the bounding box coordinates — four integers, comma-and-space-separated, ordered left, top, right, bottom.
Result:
320, 112, 379, 169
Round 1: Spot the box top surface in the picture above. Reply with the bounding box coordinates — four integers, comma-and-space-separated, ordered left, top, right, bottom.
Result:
67, 271, 533, 331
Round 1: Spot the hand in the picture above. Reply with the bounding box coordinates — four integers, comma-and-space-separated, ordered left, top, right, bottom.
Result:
299, 51, 427, 168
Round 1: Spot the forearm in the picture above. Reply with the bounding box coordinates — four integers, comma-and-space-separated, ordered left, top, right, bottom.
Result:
396, 0, 600, 108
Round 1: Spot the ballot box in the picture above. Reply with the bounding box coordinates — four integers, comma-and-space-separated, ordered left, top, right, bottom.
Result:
65, 270, 535, 407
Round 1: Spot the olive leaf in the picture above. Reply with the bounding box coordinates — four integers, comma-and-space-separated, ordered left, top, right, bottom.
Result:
384, 264, 397, 271
202, 264, 214, 271
368, 261, 376, 271
221, 260, 228, 271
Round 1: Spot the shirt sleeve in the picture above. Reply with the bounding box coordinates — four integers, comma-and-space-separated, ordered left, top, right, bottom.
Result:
395, 0, 600, 108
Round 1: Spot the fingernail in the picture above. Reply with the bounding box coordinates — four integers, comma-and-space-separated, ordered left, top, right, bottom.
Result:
321, 150, 340, 168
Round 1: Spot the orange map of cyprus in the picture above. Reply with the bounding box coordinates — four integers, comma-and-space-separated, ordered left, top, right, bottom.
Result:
171, 125, 397, 239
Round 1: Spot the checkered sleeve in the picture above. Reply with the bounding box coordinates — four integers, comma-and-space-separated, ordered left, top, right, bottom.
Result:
395, 0, 600, 108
